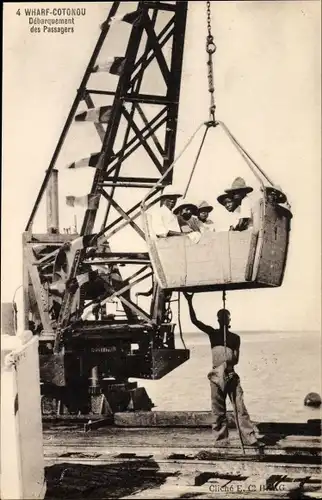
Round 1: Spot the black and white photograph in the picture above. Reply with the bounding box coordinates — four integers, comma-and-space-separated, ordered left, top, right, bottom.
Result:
1, 1, 321, 498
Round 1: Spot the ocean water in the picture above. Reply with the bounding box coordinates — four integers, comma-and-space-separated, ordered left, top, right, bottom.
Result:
133, 330, 322, 423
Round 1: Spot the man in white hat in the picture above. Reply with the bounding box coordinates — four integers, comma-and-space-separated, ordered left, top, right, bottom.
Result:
150, 185, 183, 238
173, 198, 199, 232
195, 200, 216, 232
173, 198, 202, 243
217, 177, 254, 232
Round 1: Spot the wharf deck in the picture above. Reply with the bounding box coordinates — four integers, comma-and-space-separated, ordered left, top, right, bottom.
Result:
43, 412, 321, 499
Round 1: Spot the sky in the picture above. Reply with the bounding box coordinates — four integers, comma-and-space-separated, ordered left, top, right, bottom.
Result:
2, 1, 321, 332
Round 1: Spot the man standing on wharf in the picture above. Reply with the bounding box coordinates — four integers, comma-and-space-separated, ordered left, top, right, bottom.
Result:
184, 293, 263, 448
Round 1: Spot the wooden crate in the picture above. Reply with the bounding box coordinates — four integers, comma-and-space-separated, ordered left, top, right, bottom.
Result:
144, 200, 292, 292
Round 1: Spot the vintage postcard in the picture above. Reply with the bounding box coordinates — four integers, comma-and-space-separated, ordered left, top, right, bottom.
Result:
2, 1, 321, 499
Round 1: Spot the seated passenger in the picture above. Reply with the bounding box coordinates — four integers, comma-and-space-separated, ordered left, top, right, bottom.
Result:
150, 185, 183, 238
264, 186, 286, 205
216, 194, 236, 231
195, 200, 216, 232
217, 177, 254, 231
173, 198, 201, 243
173, 198, 199, 233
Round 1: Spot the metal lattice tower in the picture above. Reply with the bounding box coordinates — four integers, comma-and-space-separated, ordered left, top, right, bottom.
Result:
23, 1, 190, 416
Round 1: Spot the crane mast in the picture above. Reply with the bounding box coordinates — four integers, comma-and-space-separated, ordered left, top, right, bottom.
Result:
23, 1, 190, 417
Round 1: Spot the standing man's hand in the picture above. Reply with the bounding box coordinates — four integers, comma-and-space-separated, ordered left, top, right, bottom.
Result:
182, 291, 210, 334
183, 292, 194, 302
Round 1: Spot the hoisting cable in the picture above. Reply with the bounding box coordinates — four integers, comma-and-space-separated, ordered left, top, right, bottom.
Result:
218, 121, 275, 188
222, 289, 245, 455
205, 2, 275, 189
206, 1, 217, 124
141, 121, 205, 210
222, 289, 228, 362
182, 1, 218, 198
141, 3, 220, 210
183, 126, 209, 197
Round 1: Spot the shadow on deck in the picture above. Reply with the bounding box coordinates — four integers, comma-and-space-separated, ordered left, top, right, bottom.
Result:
45, 459, 170, 499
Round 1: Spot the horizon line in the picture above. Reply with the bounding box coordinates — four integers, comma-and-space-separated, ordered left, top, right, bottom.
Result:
184, 329, 321, 333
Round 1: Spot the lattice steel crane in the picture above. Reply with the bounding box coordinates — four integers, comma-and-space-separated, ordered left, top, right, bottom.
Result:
23, 1, 191, 416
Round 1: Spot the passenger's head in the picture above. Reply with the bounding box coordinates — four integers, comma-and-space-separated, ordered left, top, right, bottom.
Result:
217, 194, 235, 212
173, 198, 198, 221
231, 191, 246, 206
163, 196, 180, 210
264, 186, 287, 205
217, 309, 231, 328
160, 186, 182, 210
224, 177, 253, 208
224, 197, 236, 212
197, 201, 213, 222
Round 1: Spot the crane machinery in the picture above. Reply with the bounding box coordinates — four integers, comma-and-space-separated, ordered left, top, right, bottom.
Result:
22, 1, 292, 418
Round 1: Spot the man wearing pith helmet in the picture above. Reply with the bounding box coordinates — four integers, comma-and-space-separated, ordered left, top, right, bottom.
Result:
150, 185, 183, 238
172, 197, 201, 243
196, 200, 216, 232
173, 198, 199, 232
217, 177, 254, 231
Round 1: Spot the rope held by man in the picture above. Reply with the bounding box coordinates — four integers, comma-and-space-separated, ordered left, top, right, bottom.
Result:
222, 290, 245, 454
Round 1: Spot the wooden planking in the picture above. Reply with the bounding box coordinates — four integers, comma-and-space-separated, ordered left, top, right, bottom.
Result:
120, 474, 322, 500
241, 474, 272, 493
50, 468, 319, 500
114, 410, 235, 427
43, 417, 321, 499
44, 444, 321, 463
303, 491, 322, 498
44, 461, 321, 499
44, 437, 321, 499
42, 425, 322, 455
280, 435, 321, 442
278, 436, 321, 449
44, 451, 321, 477
113, 412, 321, 434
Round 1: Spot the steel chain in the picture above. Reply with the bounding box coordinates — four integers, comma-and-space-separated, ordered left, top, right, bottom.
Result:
206, 1, 216, 123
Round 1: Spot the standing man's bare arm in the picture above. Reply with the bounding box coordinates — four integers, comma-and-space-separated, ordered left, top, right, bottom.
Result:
183, 292, 213, 335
